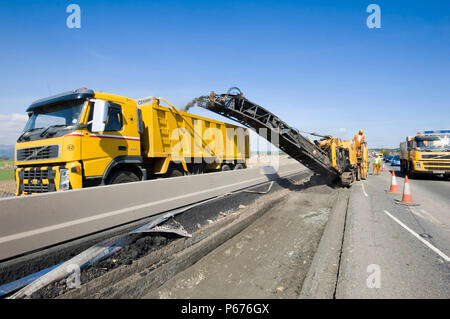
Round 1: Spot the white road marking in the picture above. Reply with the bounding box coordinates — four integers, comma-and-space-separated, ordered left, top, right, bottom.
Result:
383, 210, 450, 262
361, 182, 368, 197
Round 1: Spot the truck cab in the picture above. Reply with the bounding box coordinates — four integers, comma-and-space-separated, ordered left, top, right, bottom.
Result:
15, 88, 143, 195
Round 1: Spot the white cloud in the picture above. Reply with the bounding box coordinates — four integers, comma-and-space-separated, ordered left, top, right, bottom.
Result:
0, 113, 28, 145
337, 128, 347, 133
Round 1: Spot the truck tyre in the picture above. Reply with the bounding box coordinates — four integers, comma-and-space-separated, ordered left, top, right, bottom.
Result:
188, 164, 204, 175
107, 171, 140, 184
167, 167, 184, 177
234, 163, 245, 170
221, 164, 231, 171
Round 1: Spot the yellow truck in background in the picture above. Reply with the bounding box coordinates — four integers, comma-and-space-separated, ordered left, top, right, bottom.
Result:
399, 130, 450, 178
14, 88, 249, 195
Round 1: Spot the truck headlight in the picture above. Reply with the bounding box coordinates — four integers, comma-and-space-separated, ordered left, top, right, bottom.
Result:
59, 169, 70, 191
416, 162, 422, 169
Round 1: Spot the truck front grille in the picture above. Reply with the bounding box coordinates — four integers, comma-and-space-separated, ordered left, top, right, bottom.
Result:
18, 166, 57, 194
423, 162, 450, 171
23, 183, 50, 193
16, 145, 59, 161
23, 167, 50, 180
421, 154, 450, 160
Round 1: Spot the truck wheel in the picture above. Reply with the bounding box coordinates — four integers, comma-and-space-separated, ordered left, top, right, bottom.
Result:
356, 167, 361, 181
221, 164, 231, 171
107, 171, 140, 184
188, 164, 204, 175
234, 163, 245, 170
167, 167, 184, 177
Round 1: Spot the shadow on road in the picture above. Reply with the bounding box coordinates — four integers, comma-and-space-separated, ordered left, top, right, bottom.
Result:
388, 166, 449, 181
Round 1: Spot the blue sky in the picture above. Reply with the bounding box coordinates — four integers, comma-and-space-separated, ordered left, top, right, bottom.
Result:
0, 0, 449, 148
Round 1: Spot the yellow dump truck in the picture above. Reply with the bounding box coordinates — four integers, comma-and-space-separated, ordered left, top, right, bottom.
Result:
14, 88, 249, 195
399, 130, 450, 178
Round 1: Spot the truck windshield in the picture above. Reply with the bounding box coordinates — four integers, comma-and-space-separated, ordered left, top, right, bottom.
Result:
415, 136, 450, 151
22, 101, 85, 135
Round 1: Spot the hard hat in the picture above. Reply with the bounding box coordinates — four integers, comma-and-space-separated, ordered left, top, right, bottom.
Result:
359, 130, 364, 134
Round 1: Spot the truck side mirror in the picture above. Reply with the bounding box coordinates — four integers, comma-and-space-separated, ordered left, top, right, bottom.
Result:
91, 100, 109, 132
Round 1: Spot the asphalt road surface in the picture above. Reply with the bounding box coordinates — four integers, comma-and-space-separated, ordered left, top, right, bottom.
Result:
143, 181, 337, 299
335, 162, 450, 298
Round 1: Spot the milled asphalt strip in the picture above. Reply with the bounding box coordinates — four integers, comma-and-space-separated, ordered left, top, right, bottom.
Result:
299, 188, 350, 299
58, 174, 310, 299
383, 210, 450, 262
332, 191, 350, 299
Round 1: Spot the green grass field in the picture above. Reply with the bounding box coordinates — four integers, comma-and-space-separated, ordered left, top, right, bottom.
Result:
0, 160, 14, 181
0, 169, 14, 181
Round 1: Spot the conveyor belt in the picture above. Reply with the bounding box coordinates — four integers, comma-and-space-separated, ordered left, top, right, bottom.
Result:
197, 89, 340, 179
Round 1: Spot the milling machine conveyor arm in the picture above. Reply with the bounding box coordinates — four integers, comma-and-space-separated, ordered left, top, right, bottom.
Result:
197, 90, 340, 179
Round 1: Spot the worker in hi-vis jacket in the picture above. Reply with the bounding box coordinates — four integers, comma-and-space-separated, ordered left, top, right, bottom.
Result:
353, 130, 366, 152
373, 154, 382, 175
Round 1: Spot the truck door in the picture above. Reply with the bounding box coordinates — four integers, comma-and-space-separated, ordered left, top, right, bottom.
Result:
82, 101, 127, 181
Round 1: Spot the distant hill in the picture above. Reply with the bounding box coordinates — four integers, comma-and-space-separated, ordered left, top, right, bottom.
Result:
0, 145, 14, 160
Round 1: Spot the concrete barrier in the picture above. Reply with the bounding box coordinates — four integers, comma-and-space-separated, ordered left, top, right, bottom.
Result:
0, 163, 305, 261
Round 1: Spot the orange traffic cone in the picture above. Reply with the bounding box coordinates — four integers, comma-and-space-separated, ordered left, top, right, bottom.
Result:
396, 175, 419, 206
388, 171, 399, 193
382, 162, 386, 172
